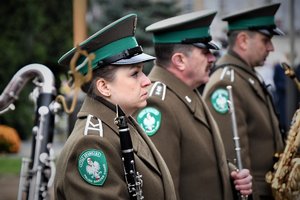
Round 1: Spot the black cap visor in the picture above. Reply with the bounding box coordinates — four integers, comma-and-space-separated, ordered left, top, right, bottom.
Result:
193, 40, 220, 50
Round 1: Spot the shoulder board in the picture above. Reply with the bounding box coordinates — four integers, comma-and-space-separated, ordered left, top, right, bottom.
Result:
219, 66, 235, 82
149, 81, 166, 101
211, 63, 235, 82
84, 114, 103, 137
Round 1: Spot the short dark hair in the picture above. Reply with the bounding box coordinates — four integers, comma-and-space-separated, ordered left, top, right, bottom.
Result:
154, 44, 194, 67
227, 30, 256, 50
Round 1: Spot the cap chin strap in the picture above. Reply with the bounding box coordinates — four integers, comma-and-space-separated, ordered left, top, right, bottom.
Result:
248, 24, 284, 36
181, 36, 212, 44
257, 29, 273, 36
228, 25, 284, 37
97, 46, 143, 67
181, 36, 221, 50
248, 24, 276, 31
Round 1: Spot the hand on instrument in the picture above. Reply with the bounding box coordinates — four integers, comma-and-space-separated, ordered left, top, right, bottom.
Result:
231, 168, 253, 196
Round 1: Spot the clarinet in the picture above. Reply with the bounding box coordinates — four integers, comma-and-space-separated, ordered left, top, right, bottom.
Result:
114, 105, 144, 200
226, 85, 248, 200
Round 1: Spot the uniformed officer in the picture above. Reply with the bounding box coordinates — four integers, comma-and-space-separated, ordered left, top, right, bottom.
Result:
54, 14, 176, 200
202, 3, 285, 200
134, 10, 252, 200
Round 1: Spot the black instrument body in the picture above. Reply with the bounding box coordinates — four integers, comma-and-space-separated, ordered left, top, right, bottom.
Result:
114, 105, 143, 200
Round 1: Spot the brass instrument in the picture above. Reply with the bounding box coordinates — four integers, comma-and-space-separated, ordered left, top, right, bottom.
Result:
0, 64, 60, 200
280, 62, 300, 91
265, 108, 300, 200
226, 85, 248, 200
265, 62, 300, 200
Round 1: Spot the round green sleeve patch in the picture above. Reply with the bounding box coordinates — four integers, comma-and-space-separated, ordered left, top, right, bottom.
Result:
136, 107, 161, 136
210, 88, 229, 114
78, 149, 108, 186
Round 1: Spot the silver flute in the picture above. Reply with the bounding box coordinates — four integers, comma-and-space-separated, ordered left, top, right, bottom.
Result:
226, 85, 248, 200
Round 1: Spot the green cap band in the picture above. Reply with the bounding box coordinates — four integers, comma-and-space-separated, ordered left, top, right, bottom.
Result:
228, 16, 275, 31
153, 27, 210, 44
78, 36, 138, 74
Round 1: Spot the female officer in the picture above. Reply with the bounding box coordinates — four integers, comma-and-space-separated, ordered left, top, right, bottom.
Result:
54, 14, 176, 200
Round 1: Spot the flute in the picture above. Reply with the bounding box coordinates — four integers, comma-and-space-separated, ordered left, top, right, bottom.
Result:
226, 85, 248, 200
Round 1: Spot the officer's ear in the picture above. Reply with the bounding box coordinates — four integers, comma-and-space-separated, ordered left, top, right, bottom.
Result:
96, 78, 111, 97
236, 31, 249, 51
171, 52, 186, 71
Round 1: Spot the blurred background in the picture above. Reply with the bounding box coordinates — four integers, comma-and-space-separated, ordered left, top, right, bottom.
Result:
0, 0, 299, 199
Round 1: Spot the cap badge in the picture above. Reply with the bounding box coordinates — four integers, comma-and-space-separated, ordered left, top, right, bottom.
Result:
211, 88, 229, 114
137, 107, 161, 136
78, 149, 108, 186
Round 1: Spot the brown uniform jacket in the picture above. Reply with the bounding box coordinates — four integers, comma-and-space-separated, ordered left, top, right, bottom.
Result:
135, 65, 234, 200
54, 96, 176, 200
203, 52, 284, 199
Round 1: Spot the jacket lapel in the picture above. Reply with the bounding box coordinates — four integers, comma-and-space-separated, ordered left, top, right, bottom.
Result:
198, 93, 232, 198
235, 68, 268, 103
128, 118, 161, 175
217, 54, 268, 104
129, 117, 177, 199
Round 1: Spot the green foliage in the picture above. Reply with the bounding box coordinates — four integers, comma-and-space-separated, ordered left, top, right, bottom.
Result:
0, 0, 73, 139
88, 0, 180, 52
88, 0, 181, 74
0, 156, 21, 175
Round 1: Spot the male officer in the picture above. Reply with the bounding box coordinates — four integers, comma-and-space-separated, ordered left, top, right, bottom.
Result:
135, 10, 252, 200
203, 3, 285, 199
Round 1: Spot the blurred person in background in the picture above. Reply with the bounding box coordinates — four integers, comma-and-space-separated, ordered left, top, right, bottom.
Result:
203, 3, 285, 199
